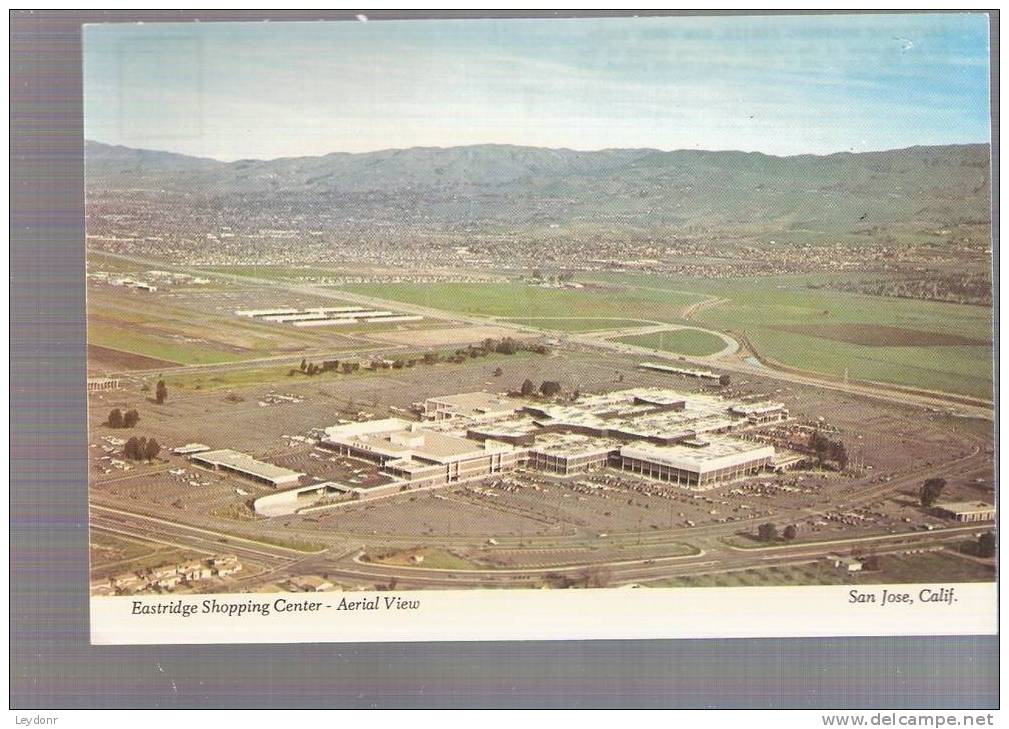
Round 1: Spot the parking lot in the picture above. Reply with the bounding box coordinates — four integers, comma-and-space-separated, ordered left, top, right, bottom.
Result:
89, 344, 995, 588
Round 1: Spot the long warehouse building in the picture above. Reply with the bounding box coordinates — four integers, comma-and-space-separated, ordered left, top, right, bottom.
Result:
190, 449, 303, 487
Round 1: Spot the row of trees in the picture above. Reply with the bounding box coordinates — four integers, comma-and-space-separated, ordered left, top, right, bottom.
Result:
482, 337, 550, 356
123, 436, 161, 462
289, 339, 552, 378
106, 408, 140, 428
295, 359, 355, 376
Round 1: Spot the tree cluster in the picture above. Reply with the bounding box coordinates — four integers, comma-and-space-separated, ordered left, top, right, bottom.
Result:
293, 359, 347, 377
518, 379, 563, 398
287, 338, 553, 378
106, 408, 140, 429
757, 522, 778, 542
809, 430, 848, 470
480, 337, 549, 356
539, 381, 562, 397
155, 380, 168, 404
919, 478, 946, 508
123, 436, 161, 461
757, 523, 798, 542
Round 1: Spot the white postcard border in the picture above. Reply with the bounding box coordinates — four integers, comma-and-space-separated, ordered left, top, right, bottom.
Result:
91, 582, 997, 645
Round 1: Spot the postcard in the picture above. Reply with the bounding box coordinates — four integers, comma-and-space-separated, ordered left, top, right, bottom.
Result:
83, 14, 996, 645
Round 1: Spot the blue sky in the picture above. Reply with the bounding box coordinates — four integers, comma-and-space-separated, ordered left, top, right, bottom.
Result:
83, 14, 991, 160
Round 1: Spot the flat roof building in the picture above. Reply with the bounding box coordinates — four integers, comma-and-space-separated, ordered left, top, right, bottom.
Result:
460, 388, 779, 489
322, 418, 524, 491
933, 501, 996, 523
235, 308, 300, 318
639, 362, 722, 380
274, 388, 785, 513
730, 401, 789, 424
618, 438, 775, 489
236, 305, 421, 326
173, 443, 212, 455
423, 391, 522, 422
526, 434, 617, 475
190, 449, 303, 487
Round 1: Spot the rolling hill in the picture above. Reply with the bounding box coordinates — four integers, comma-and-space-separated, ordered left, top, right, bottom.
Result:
85, 140, 991, 235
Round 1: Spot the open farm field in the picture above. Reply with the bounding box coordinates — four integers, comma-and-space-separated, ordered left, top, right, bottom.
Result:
505, 317, 654, 332
771, 323, 989, 347
343, 273, 994, 398
88, 344, 180, 372
366, 324, 524, 347
340, 282, 703, 322
589, 273, 994, 399
87, 321, 250, 366
203, 264, 348, 281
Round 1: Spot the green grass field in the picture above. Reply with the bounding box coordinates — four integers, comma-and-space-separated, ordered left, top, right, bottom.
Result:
506, 317, 654, 332
698, 283, 992, 400
87, 322, 249, 365
247, 534, 328, 553
615, 328, 727, 356
164, 365, 305, 391
341, 282, 702, 321
203, 264, 347, 281
346, 275, 992, 400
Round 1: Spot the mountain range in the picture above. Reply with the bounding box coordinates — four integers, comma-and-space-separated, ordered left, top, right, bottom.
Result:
85, 140, 991, 235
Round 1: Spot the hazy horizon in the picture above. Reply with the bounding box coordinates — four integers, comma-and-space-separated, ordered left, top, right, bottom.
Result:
85, 136, 992, 164
84, 15, 991, 162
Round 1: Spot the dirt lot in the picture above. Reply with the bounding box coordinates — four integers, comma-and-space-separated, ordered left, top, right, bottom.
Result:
88, 344, 179, 373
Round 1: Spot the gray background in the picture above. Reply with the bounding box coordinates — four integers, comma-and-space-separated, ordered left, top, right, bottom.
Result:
10, 9, 999, 709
